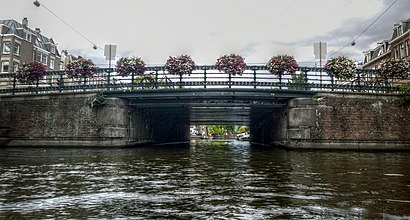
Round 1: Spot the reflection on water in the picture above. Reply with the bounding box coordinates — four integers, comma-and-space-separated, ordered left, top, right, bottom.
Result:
0, 140, 409, 219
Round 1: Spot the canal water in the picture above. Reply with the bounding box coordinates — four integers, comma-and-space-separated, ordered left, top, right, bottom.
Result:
0, 140, 409, 219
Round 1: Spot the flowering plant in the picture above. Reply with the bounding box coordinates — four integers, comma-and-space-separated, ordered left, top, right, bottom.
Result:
266, 55, 298, 75
379, 58, 409, 79
16, 61, 46, 84
65, 56, 96, 79
115, 56, 146, 77
215, 54, 246, 75
165, 55, 196, 76
325, 56, 356, 80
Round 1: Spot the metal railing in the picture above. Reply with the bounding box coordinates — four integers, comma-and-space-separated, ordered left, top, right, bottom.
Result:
0, 66, 397, 96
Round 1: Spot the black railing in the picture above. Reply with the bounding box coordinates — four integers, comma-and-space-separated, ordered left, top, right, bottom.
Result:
0, 66, 397, 95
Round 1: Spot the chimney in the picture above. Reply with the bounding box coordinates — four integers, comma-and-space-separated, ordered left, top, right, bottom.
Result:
35, 28, 41, 34
22, 18, 28, 28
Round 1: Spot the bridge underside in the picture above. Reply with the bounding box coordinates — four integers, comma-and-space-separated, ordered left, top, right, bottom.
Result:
105, 88, 315, 125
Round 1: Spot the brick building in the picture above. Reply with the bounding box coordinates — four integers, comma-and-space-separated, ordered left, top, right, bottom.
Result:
363, 18, 410, 69
0, 18, 62, 74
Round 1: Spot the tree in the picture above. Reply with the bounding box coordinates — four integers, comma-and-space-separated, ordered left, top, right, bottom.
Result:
237, 126, 250, 133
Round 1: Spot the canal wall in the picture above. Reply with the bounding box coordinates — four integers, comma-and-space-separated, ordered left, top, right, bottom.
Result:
0, 93, 189, 147
273, 93, 410, 150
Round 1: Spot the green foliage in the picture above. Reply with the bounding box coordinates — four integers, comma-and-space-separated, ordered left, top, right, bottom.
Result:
90, 92, 106, 108
207, 125, 226, 135
397, 83, 410, 103
225, 125, 235, 133
288, 72, 306, 90
207, 125, 236, 135
237, 126, 250, 133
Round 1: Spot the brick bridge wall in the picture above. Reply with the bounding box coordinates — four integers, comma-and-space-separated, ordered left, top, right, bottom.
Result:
281, 93, 410, 150
0, 93, 189, 147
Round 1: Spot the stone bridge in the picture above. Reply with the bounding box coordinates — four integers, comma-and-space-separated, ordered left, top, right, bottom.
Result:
0, 90, 409, 150
0, 66, 409, 150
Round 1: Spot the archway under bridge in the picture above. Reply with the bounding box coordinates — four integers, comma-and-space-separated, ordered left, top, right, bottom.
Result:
104, 88, 316, 143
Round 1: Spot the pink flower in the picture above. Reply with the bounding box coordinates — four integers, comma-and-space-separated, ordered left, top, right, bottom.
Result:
216, 54, 246, 75
16, 61, 46, 84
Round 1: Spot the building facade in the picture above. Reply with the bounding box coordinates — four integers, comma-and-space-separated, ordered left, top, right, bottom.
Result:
390, 18, 410, 62
363, 18, 410, 69
0, 18, 62, 74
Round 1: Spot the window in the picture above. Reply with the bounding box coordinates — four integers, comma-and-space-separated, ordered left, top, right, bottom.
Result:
24, 32, 32, 42
1, 61, 9, 72
398, 26, 403, 36
36, 52, 48, 65
42, 54, 47, 65
36, 52, 41, 62
400, 44, 406, 58
2, 42, 11, 54
12, 62, 19, 72
395, 47, 400, 59
49, 58, 55, 69
50, 46, 56, 54
13, 43, 20, 56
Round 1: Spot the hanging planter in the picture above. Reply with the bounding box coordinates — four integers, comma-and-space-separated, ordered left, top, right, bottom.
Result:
165, 55, 195, 88
325, 56, 356, 80
266, 55, 298, 75
215, 54, 246, 76
115, 56, 146, 77
16, 61, 46, 84
65, 56, 97, 79
165, 55, 196, 76
379, 58, 409, 79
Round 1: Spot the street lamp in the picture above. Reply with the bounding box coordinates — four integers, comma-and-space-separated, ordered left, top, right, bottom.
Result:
33, 0, 40, 7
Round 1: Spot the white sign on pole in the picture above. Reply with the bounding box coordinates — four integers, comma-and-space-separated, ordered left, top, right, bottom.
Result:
314, 42, 327, 59
104, 44, 117, 60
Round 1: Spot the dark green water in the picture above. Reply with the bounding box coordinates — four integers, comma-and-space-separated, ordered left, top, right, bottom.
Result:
0, 140, 409, 219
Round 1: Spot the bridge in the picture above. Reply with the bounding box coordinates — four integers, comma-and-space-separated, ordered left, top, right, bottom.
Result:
0, 66, 409, 150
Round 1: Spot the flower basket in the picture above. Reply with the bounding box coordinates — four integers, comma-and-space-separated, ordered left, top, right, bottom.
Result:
65, 56, 97, 79
165, 55, 196, 76
115, 57, 146, 77
325, 56, 356, 80
380, 58, 409, 79
215, 54, 246, 76
16, 61, 46, 84
266, 55, 298, 75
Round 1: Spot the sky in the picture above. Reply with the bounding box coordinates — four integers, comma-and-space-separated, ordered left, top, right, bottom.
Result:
1, 0, 410, 67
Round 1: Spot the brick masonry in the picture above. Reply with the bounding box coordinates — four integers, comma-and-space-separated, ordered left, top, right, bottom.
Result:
313, 93, 410, 142
0, 93, 189, 147
284, 93, 410, 149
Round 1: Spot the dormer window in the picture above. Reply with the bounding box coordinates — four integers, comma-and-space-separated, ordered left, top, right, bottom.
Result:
397, 25, 403, 36
50, 46, 56, 54
24, 31, 32, 42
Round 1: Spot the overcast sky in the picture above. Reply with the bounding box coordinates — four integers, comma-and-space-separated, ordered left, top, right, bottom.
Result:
2, 0, 410, 66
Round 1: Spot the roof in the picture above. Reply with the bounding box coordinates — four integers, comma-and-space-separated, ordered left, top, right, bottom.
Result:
0, 19, 59, 56
391, 17, 410, 40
